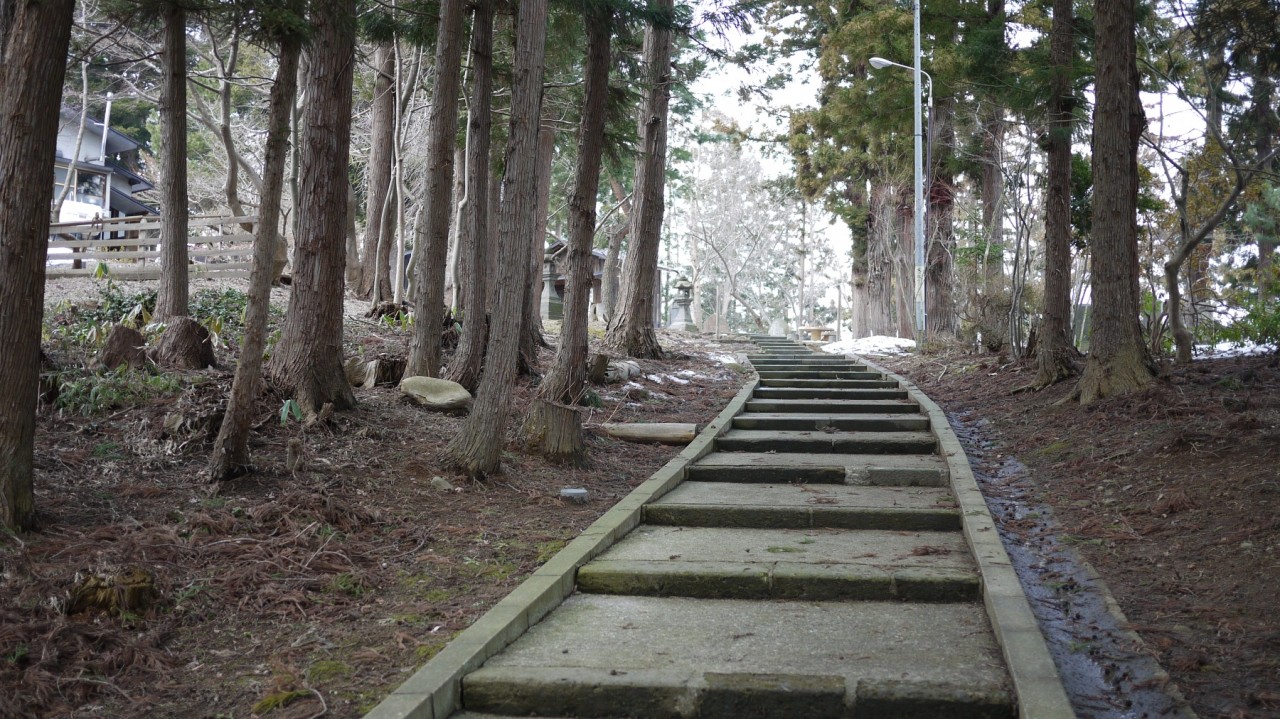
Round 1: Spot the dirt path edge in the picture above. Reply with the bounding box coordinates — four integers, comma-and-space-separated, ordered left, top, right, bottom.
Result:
363, 377, 762, 719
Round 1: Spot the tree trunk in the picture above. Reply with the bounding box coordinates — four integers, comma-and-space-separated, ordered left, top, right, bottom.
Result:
601, 173, 631, 322
445, 0, 494, 392
405, 0, 465, 378
0, 0, 74, 531
359, 42, 396, 300
1076, 0, 1155, 404
266, 0, 357, 414
441, 0, 548, 477
896, 189, 915, 339
1034, 0, 1079, 386
210, 39, 300, 482
604, 0, 673, 360
926, 96, 956, 339
524, 2, 611, 462
866, 183, 895, 336
156, 4, 190, 320
519, 121, 556, 373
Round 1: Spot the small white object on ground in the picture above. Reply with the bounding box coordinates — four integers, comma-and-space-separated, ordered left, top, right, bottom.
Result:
560, 488, 589, 503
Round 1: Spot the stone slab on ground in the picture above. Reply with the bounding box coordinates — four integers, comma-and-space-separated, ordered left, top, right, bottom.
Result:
462, 594, 1012, 717
690, 451, 947, 486
732, 412, 930, 431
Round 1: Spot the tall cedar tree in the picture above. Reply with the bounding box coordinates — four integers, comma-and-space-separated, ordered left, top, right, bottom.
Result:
446, 0, 495, 391
519, 127, 555, 374
209, 36, 301, 481
604, 0, 673, 359
0, 0, 74, 530
266, 0, 358, 413
926, 94, 957, 338
442, 0, 549, 476
1034, 0, 1080, 386
405, 0, 465, 378
156, 3, 190, 319
1076, 0, 1156, 403
359, 42, 395, 300
523, 1, 613, 462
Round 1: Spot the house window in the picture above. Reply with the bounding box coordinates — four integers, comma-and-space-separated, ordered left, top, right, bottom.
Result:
76, 172, 105, 206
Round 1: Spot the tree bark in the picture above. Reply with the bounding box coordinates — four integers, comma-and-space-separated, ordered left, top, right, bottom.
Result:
405, 0, 465, 378
866, 183, 895, 336
604, 0, 673, 359
524, 2, 611, 462
1034, 0, 1079, 386
210, 39, 300, 482
441, 0, 548, 477
519, 122, 556, 373
445, 0, 494, 392
1076, 0, 1155, 404
926, 96, 956, 339
266, 0, 358, 414
601, 172, 631, 322
0, 0, 74, 530
359, 42, 396, 300
156, 4, 190, 320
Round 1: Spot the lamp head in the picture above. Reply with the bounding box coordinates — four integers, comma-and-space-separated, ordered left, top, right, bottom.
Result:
868, 57, 893, 70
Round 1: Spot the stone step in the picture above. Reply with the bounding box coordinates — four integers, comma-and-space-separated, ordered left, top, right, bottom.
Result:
689, 452, 947, 487
759, 378, 896, 388
754, 370, 878, 380
644, 482, 960, 531
460, 595, 1013, 719
576, 526, 978, 602
744, 398, 920, 414
732, 413, 930, 432
715, 429, 937, 455
748, 361, 866, 370
753, 387, 910, 401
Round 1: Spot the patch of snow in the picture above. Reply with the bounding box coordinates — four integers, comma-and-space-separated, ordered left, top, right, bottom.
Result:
710, 354, 738, 365
821, 335, 916, 356
665, 374, 691, 384
622, 381, 644, 391
645, 374, 664, 384
677, 369, 702, 378
1195, 341, 1278, 359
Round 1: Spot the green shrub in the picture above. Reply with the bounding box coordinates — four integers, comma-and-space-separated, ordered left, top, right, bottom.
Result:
1214, 298, 1280, 351
52, 366, 183, 417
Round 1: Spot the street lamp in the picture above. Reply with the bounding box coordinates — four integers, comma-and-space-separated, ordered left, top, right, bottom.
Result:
869, 45, 932, 338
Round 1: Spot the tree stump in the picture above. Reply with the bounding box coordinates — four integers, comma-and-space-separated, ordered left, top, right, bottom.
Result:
100, 323, 148, 370
587, 353, 610, 385
148, 316, 217, 369
523, 398, 585, 466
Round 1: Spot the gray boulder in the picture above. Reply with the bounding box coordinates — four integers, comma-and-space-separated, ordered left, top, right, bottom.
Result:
399, 376, 472, 410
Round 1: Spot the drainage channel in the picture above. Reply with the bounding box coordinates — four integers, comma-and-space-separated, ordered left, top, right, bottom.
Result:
367, 336, 1074, 719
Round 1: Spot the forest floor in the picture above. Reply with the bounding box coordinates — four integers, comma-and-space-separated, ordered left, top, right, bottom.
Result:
877, 349, 1280, 719
1, 277, 750, 719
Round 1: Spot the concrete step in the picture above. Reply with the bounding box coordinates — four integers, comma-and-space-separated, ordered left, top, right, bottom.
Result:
732, 413, 930, 432
754, 370, 878, 380
744, 398, 920, 414
460, 595, 1013, 718
715, 429, 937, 455
644, 482, 960, 531
759, 378, 896, 388
576, 525, 978, 602
753, 387, 910, 401
689, 452, 947, 487
748, 361, 867, 370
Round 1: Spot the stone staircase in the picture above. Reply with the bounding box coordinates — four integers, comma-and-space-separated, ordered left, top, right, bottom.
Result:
370, 336, 1072, 719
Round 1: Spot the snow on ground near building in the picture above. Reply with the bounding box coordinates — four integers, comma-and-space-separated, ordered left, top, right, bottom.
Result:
821, 335, 917, 356
1195, 341, 1279, 359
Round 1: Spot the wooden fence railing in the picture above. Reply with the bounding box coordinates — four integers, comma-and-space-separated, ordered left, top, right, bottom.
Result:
47, 214, 258, 280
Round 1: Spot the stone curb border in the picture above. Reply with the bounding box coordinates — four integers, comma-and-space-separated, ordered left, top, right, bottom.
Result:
857, 355, 1076, 719
364, 376, 762, 719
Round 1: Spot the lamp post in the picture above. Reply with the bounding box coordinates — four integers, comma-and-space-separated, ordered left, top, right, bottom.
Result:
868, 52, 932, 338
